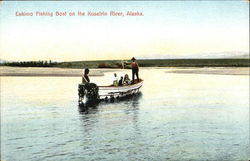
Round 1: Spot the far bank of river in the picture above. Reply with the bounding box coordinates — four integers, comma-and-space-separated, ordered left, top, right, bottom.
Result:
0, 66, 249, 77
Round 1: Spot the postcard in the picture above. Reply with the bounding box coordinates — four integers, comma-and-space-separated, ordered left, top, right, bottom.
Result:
0, 1, 249, 161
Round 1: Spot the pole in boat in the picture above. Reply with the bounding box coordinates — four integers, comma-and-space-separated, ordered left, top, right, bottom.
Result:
121, 60, 126, 79
121, 60, 124, 69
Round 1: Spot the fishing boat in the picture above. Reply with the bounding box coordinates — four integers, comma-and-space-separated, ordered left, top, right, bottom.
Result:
78, 79, 143, 103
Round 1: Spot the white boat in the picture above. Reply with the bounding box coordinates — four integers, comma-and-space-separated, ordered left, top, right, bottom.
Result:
78, 79, 143, 103
98, 79, 143, 99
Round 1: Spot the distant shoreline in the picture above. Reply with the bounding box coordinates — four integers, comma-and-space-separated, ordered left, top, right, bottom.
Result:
1, 58, 249, 69
0, 66, 248, 76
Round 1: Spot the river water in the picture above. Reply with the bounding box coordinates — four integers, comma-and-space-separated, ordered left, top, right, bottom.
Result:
1, 68, 249, 161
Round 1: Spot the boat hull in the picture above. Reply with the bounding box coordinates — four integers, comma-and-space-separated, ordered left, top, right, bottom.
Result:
98, 80, 143, 99
78, 80, 143, 103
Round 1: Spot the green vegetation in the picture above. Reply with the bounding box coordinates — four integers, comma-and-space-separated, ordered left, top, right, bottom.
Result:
56, 59, 250, 68
1, 59, 249, 68
137, 59, 250, 67
56, 60, 125, 69
1, 60, 57, 67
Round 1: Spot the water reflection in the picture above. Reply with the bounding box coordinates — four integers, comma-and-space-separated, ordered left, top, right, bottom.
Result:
78, 101, 99, 115
78, 92, 142, 115
123, 93, 141, 137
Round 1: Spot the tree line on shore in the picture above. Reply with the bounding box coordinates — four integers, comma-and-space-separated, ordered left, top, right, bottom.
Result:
1, 59, 249, 68
1, 60, 58, 67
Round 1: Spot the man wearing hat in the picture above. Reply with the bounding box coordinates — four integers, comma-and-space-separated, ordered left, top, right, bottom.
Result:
131, 57, 139, 83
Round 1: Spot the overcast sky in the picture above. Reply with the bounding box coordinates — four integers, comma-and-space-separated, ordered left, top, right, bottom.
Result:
0, 1, 249, 61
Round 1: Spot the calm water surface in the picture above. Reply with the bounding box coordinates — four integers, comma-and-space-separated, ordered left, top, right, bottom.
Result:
1, 68, 249, 161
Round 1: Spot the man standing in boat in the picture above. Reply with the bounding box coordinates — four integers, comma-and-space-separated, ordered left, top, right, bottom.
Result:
82, 68, 90, 84
129, 57, 139, 83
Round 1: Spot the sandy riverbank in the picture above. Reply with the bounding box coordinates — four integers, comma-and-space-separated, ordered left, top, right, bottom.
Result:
165, 67, 249, 75
0, 66, 249, 76
0, 67, 104, 77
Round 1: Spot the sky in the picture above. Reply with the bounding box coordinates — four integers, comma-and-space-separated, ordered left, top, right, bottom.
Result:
0, 1, 249, 61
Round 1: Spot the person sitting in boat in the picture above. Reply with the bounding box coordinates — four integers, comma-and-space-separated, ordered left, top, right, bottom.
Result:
123, 74, 131, 85
113, 73, 118, 86
118, 76, 123, 86
82, 68, 90, 84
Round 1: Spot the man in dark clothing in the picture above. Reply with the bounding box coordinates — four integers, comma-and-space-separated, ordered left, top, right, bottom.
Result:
131, 57, 139, 83
82, 68, 90, 84
118, 76, 123, 86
